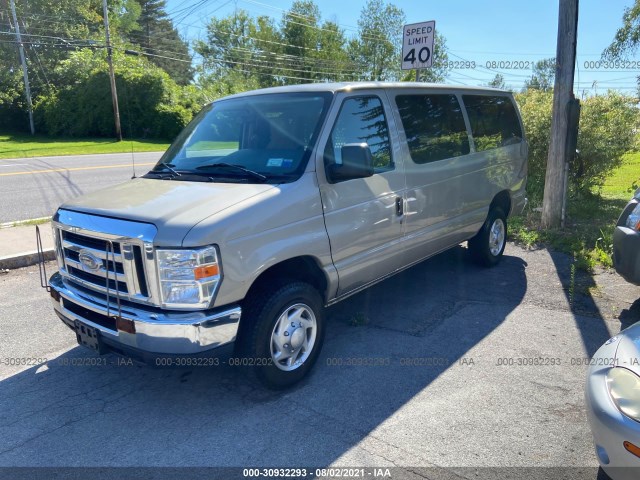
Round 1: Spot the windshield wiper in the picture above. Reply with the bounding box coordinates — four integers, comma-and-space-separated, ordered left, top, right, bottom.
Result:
196, 162, 267, 182
151, 163, 181, 177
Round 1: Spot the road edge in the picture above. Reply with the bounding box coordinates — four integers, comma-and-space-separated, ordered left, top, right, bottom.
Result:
0, 249, 55, 270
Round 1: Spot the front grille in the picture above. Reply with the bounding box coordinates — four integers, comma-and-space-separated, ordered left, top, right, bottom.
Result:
56, 227, 149, 301
63, 230, 121, 254
67, 266, 129, 293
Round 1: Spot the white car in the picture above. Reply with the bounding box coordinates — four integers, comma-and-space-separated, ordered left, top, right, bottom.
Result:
586, 324, 640, 480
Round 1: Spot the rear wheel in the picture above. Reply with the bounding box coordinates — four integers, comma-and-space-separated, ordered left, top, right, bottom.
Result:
468, 207, 507, 267
239, 280, 325, 389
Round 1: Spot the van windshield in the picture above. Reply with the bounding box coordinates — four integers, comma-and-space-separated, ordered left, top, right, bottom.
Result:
151, 92, 333, 183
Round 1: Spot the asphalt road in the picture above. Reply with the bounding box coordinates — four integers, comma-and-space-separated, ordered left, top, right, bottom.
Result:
1, 243, 639, 479
0, 151, 164, 223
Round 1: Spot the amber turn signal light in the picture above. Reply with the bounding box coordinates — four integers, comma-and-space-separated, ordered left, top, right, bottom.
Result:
194, 264, 219, 280
624, 441, 640, 459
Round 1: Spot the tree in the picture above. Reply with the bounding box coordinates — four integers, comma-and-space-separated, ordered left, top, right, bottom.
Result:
523, 58, 556, 92
195, 2, 350, 86
280, 1, 349, 83
194, 10, 283, 88
349, 0, 405, 81
314, 20, 351, 82
603, 1, 640, 59
603, 1, 640, 95
127, 0, 193, 85
487, 73, 507, 89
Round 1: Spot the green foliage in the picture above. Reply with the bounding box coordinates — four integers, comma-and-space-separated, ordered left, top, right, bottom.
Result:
575, 92, 637, 193
486, 73, 507, 90
195, 2, 352, 85
523, 58, 556, 92
515, 89, 637, 203
196, 70, 261, 103
348, 0, 405, 81
604, 1, 640, 60
0, 68, 28, 132
35, 49, 199, 139
194, 9, 282, 87
514, 89, 553, 202
128, 0, 193, 84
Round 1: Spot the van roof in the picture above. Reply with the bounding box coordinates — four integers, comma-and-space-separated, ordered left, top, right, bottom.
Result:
222, 82, 511, 101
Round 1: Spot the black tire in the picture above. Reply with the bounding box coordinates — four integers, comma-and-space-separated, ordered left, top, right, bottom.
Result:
468, 207, 507, 267
238, 280, 325, 389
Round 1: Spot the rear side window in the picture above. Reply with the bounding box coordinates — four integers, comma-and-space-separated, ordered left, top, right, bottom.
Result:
396, 94, 470, 164
324, 96, 393, 173
462, 95, 523, 152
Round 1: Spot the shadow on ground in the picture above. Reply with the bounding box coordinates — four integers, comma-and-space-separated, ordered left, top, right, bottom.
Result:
1, 243, 630, 479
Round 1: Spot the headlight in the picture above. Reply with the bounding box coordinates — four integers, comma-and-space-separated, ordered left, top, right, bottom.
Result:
606, 367, 640, 422
156, 246, 221, 309
626, 203, 640, 231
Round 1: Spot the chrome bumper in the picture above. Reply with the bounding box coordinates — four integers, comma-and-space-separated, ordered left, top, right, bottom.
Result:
50, 272, 241, 355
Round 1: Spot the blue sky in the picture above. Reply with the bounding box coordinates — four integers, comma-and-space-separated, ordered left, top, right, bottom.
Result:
165, 0, 640, 95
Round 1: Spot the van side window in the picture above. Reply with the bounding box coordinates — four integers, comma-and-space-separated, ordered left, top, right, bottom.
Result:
324, 96, 393, 173
395, 94, 470, 164
462, 95, 523, 152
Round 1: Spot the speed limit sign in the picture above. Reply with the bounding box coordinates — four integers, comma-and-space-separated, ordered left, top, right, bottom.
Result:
401, 20, 435, 70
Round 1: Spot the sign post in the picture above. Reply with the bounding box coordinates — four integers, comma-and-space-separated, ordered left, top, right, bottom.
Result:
402, 20, 436, 80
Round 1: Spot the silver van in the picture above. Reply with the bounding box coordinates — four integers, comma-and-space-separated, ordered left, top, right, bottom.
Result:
46, 82, 527, 388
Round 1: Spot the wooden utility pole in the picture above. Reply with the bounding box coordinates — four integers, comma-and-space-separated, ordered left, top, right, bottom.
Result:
541, 0, 579, 228
102, 0, 122, 141
9, 0, 34, 135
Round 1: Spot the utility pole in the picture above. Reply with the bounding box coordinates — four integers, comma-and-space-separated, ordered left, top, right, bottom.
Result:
9, 0, 34, 135
541, 0, 579, 229
102, 0, 122, 141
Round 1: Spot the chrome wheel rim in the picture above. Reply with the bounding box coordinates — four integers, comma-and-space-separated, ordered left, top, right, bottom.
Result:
270, 303, 317, 372
489, 218, 505, 256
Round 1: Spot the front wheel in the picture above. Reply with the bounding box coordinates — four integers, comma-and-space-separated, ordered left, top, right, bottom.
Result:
240, 281, 325, 389
468, 208, 507, 267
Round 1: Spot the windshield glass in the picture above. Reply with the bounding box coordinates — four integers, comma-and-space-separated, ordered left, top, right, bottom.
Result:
153, 92, 333, 183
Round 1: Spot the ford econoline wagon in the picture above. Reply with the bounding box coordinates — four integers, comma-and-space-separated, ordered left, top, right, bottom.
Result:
46, 82, 527, 388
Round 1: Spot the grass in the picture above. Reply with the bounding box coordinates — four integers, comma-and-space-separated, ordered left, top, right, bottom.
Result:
511, 152, 640, 271
0, 217, 51, 229
0, 133, 169, 159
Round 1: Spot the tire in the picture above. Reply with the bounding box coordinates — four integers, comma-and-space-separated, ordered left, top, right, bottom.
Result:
239, 280, 325, 389
468, 207, 507, 267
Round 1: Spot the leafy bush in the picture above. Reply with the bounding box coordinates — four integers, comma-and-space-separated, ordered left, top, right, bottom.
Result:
574, 92, 637, 193
514, 90, 553, 202
0, 69, 29, 132
515, 90, 638, 203
35, 49, 203, 140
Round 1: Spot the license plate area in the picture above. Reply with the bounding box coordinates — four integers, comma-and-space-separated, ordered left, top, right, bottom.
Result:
75, 320, 106, 354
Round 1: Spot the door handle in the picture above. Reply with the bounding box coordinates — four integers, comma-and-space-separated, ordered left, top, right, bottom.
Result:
395, 196, 403, 216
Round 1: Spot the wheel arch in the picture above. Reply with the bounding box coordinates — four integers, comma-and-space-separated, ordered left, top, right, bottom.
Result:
243, 255, 329, 307
490, 190, 512, 217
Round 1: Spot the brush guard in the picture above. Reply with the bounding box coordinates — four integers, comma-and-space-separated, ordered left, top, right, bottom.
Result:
36, 224, 124, 326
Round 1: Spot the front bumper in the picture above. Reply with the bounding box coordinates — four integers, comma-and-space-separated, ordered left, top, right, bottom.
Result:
50, 272, 241, 358
613, 226, 640, 286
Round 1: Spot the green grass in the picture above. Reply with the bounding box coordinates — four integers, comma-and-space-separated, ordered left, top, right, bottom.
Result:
0, 133, 169, 159
188, 141, 239, 151
0, 217, 51, 228
511, 152, 640, 271
598, 152, 640, 199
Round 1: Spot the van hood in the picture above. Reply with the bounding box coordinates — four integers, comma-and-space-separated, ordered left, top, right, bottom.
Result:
60, 178, 276, 245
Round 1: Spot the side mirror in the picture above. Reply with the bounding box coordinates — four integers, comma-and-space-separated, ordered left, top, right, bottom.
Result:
327, 143, 374, 183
